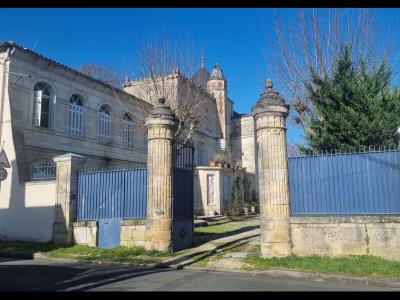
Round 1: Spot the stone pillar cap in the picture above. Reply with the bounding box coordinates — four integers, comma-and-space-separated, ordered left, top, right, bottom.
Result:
146, 97, 178, 125
252, 79, 290, 116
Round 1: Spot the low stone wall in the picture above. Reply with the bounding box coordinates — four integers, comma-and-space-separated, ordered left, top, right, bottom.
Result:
120, 219, 146, 248
291, 216, 400, 260
73, 221, 98, 247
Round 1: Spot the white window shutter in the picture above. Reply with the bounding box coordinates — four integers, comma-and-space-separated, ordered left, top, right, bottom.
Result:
34, 90, 42, 127
51, 95, 56, 130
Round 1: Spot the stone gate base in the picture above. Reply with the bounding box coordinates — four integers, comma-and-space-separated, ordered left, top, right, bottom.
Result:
73, 221, 98, 247
290, 216, 400, 261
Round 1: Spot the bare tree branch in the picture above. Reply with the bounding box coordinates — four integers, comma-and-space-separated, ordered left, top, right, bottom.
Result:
265, 8, 397, 134
126, 31, 215, 143
76, 63, 125, 88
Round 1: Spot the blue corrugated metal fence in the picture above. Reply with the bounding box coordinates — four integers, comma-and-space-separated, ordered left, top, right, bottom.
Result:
76, 168, 147, 220
288, 150, 400, 215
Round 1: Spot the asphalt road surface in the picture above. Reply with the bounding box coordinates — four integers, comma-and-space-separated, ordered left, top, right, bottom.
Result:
0, 257, 396, 291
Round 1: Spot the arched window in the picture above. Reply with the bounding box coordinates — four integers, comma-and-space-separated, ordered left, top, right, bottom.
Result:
122, 113, 133, 147
68, 94, 83, 136
31, 160, 56, 180
33, 82, 53, 128
99, 105, 112, 142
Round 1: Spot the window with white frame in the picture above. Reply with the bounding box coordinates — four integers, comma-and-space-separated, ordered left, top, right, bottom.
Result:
207, 174, 215, 205
31, 160, 56, 180
68, 94, 83, 136
33, 82, 53, 128
122, 113, 133, 147
99, 105, 112, 142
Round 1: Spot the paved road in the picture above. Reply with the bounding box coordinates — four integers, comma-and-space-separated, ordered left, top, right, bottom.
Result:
0, 257, 395, 291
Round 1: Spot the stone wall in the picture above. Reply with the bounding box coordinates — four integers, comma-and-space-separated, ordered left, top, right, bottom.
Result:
73, 221, 98, 247
72, 220, 146, 248
291, 216, 400, 260
231, 115, 256, 174
120, 220, 146, 248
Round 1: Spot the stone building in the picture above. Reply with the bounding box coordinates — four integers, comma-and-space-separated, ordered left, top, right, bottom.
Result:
123, 60, 257, 217
0, 42, 151, 242
0, 41, 257, 242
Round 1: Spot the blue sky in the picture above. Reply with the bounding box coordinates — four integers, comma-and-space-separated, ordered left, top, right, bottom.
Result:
1, 8, 400, 145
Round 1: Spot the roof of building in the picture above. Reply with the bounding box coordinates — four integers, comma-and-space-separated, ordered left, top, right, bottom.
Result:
0, 41, 151, 108
209, 63, 225, 80
191, 66, 210, 90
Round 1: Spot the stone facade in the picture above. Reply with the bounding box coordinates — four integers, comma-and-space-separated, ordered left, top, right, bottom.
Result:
231, 114, 256, 174
194, 165, 256, 217
124, 63, 257, 217
3, 42, 151, 183
120, 219, 146, 248
0, 42, 259, 242
0, 42, 152, 242
291, 216, 400, 260
194, 166, 234, 216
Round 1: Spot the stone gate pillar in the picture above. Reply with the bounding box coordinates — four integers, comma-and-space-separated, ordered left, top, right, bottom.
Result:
252, 80, 291, 258
145, 97, 178, 252
52, 153, 86, 245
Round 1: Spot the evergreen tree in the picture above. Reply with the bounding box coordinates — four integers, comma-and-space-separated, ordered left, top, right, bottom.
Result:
224, 174, 244, 220
304, 46, 400, 152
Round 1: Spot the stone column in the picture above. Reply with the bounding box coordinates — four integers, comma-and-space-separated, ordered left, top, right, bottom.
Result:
52, 153, 86, 246
145, 97, 178, 252
252, 80, 291, 258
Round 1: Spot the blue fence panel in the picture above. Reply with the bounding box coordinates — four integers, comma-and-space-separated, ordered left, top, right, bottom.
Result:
76, 168, 147, 220
289, 150, 400, 215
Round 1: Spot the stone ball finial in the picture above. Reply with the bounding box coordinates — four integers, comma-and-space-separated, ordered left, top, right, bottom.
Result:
265, 79, 273, 89
158, 97, 166, 105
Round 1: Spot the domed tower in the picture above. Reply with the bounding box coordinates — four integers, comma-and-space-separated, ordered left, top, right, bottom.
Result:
207, 63, 231, 156
192, 52, 210, 90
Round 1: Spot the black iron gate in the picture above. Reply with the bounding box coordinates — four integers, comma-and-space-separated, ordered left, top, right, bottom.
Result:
172, 140, 194, 251
172, 140, 194, 217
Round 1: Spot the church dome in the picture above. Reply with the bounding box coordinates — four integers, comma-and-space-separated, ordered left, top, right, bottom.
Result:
210, 63, 225, 80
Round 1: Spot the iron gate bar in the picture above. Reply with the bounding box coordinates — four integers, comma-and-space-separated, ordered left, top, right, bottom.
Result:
172, 140, 195, 218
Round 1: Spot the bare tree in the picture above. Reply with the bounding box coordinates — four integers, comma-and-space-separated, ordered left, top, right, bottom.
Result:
76, 63, 125, 88
127, 32, 215, 144
265, 8, 397, 135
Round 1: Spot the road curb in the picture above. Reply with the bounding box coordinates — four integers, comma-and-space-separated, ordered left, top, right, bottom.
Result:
1, 251, 400, 289
180, 266, 400, 289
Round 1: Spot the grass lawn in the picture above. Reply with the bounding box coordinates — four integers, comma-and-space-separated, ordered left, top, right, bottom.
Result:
0, 240, 175, 265
0, 240, 59, 253
46, 245, 168, 264
243, 254, 400, 279
194, 216, 259, 244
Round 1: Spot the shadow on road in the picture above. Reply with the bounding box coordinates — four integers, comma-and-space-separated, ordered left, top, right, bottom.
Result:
0, 260, 173, 291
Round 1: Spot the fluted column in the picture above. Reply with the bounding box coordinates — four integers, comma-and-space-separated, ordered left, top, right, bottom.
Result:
145, 98, 178, 252
252, 80, 291, 258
